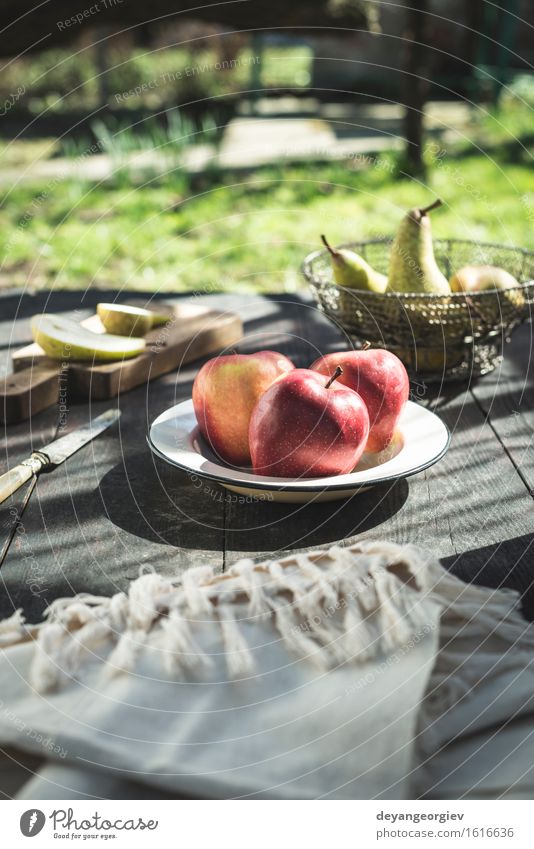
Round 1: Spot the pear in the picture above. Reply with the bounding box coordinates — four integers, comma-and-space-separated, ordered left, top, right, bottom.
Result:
31, 314, 145, 361
149, 309, 173, 327
450, 264, 525, 319
97, 303, 154, 337
321, 235, 387, 293
97, 303, 171, 336
387, 199, 450, 295
450, 265, 520, 295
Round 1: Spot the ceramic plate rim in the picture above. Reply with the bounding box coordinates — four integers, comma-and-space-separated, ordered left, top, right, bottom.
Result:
147, 399, 450, 492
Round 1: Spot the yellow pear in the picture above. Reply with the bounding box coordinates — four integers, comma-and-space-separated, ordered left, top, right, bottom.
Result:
450, 264, 524, 315
97, 303, 171, 337
321, 235, 387, 293
387, 199, 450, 295
32, 314, 145, 361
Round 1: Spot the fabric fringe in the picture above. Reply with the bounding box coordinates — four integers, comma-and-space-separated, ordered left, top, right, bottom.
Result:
0, 608, 26, 647
159, 609, 213, 677
1, 542, 448, 693
218, 604, 255, 678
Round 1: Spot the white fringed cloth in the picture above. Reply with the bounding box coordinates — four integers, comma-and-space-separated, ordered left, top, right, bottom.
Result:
1, 541, 533, 799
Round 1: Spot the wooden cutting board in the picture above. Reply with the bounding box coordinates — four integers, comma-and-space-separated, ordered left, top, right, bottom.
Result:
1, 302, 243, 424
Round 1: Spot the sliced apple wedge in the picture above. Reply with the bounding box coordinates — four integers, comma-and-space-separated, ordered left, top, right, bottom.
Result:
31, 314, 146, 361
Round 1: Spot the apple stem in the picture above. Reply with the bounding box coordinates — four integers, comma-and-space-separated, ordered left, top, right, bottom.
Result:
361, 341, 372, 351
321, 234, 338, 257
325, 365, 343, 389
419, 198, 443, 216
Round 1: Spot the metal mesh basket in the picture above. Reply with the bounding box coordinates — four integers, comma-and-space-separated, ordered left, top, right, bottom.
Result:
302, 238, 534, 382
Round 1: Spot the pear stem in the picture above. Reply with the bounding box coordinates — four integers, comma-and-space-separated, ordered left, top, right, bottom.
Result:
361, 341, 372, 351
321, 234, 338, 257
325, 365, 343, 389
419, 198, 443, 216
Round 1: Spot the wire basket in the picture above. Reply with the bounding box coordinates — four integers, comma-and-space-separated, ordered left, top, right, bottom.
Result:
302, 238, 534, 382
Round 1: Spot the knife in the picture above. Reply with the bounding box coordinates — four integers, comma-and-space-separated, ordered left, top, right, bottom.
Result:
0, 409, 120, 504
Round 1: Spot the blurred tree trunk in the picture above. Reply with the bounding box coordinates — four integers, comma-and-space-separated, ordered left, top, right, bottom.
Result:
94, 27, 111, 108
402, 0, 430, 178
462, 0, 484, 69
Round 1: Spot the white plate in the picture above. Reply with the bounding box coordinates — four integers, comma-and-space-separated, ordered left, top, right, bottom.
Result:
148, 399, 450, 503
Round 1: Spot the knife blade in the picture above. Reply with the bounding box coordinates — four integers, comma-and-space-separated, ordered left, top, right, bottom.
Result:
0, 408, 120, 504
39, 408, 120, 466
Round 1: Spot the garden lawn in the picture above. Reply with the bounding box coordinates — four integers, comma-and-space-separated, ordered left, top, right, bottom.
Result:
1, 152, 533, 294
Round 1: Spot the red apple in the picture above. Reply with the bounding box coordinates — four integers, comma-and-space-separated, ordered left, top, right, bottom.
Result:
311, 349, 409, 453
249, 367, 369, 478
192, 351, 294, 465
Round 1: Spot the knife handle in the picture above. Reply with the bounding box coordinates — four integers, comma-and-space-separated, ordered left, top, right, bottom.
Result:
0, 455, 45, 504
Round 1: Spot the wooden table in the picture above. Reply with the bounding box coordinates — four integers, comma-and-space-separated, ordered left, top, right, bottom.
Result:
2, 289, 534, 632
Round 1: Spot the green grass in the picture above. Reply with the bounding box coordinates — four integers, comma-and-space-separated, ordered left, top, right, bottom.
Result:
1, 147, 533, 293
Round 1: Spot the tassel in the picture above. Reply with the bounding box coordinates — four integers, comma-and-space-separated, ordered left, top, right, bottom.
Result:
181, 566, 215, 615
9, 541, 443, 692
0, 609, 26, 646
44, 595, 106, 623
272, 602, 332, 670
126, 572, 173, 629
230, 560, 271, 619
340, 566, 380, 614
30, 623, 66, 692
159, 609, 213, 675
291, 601, 348, 665
107, 628, 146, 676
295, 552, 340, 608
108, 592, 130, 631
267, 561, 301, 597
0, 608, 25, 633
342, 602, 380, 662
60, 620, 112, 676
218, 605, 254, 678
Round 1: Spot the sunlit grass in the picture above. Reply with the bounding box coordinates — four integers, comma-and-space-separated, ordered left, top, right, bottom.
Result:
1, 144, 533, 293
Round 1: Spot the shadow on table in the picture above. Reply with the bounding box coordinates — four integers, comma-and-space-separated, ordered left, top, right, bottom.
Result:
441, 533, 534, 621
99, 456, 409, 554
222, 478, 409, 555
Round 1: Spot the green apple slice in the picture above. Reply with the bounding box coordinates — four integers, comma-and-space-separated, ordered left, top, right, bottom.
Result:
31, 314, 146, 361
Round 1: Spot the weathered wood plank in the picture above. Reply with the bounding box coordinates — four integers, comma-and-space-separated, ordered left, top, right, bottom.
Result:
223, 298, 534, 621
2, 291, 534, 623
0, 292, 250, 624
0, 332, 60, 587
459, 325, 534, 617
0, 346, 226, 624
469, 324, 534, 493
